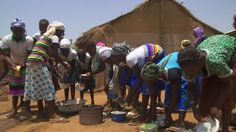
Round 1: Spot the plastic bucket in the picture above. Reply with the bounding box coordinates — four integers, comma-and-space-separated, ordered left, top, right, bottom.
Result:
111, 111, 126, 122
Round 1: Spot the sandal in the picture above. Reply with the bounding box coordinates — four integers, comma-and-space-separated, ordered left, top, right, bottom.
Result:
158, 119, 172, 128
49, 117, 69, 123
126, 111, 139, 119
128, 120, 141, 126
16, 113, 32, 121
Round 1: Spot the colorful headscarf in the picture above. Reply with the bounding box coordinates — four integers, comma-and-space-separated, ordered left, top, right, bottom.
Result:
96, 42, 106, 47
11, 18, 25, 30
141, 62, 163, 81
43, 21, 65, 38
141, 53, 173, 81
180, 39, 191, 49
193, 27, 207, 47
60, 38, 71, 49
111, 42, 130, 56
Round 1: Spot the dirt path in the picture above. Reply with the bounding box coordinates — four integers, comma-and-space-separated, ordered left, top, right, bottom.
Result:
0, 85, 235, 132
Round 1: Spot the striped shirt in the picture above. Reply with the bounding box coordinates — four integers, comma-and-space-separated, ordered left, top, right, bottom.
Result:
26, 37, 51, 66
126, 44, 163, 68
144, 43, 163, 62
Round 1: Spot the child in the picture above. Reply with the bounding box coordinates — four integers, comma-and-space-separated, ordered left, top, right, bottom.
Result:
77, 49, 95, 105
32, 19, 49, 43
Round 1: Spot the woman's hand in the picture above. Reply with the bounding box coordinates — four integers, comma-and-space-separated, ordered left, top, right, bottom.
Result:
81, 72, 92, 79
62, 62, 71, 70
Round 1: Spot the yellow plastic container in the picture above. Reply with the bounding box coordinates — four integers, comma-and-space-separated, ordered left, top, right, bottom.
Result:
14, 66, 21, 76
140, 123, 158, 132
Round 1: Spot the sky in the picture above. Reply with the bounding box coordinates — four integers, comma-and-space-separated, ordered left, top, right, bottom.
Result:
0, 0, 235, 41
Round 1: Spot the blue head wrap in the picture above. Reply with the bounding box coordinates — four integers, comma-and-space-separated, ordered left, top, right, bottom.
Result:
11, 18, 25, 30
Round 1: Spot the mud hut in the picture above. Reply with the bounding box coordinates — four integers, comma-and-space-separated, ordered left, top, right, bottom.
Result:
75, 0, 222, 52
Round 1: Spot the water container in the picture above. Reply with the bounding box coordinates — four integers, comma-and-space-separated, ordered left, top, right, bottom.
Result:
140, 123, 158, 132
14, 66, 21, 77
79, 105, 104, 125
111, 111, 126, 122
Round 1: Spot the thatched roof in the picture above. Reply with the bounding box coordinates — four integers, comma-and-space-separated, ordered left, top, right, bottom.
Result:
226, 30, 236, 37
75, 0, 222, 53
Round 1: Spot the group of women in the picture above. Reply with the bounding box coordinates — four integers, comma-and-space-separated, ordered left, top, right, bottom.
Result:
0, 16, 236, 132
98, 28, 236, 132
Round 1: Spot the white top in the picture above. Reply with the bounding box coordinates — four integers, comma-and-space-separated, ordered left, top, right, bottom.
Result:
32, 32, 43, 41
126, 45, 146, 68
91, 46, 106, 72
1, 34, 34, 65
98, 47, 112, 61
58, 48, 78, 62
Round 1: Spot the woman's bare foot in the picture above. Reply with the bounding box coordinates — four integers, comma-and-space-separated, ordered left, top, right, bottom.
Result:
104, 102, 112, 111
128, 118, 141, 126
5, 109, 17, 118
18, 114, 31, 121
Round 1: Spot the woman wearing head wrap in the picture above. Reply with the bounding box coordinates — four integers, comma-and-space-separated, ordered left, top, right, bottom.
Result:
77, 49, 96, 105
178, 35, 236, 131
180, 39, 191, 50
24, 21, 68, 118
84, 41, 120, 109
193, 27, 207, 48
57, 38, 78, 100
43, 21, 65, 40
141, 51, 202, 128
1, 18, 34, 118
84, 41, 108, 74
111, 43, 165, 122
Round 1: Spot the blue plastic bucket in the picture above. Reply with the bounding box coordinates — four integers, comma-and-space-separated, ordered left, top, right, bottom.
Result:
111, 111, 126, 122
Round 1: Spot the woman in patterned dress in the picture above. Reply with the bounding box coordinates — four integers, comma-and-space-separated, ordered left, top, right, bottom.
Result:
177, 35, 236, 132
24, 21, 69, 118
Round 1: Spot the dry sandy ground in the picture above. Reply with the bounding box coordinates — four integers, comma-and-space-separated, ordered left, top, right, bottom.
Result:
0, 85, 235, 132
